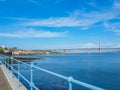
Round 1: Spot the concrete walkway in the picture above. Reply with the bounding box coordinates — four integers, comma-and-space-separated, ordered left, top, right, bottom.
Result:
0, 67, 12, 90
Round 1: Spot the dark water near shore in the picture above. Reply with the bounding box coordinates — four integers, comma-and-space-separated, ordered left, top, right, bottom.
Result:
17, 53, 120, 90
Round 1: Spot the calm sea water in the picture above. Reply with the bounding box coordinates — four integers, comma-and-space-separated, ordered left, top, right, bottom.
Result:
17, 53, 120, 90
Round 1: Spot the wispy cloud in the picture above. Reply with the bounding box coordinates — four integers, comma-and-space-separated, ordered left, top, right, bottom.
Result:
111, 30, 120, 35
22, 16, 81, 27
113, 0, 120, 9
77, 42, 120, 48
56, 42, 98, 49
3, 17, 28, 21
21, 3, 120, 28
104, 22, 120, 29
0, 28, 67, 38
80, 43, 97, 48
54, 0, 64, 4
2, 0, 120, 29
18, 0, 119, 28
104, 21, 120, 35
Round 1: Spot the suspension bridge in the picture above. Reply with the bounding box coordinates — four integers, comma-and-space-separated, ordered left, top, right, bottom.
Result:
44, 48, 120, 54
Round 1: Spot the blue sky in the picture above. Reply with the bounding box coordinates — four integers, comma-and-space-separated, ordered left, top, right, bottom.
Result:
0, 0, 120, 49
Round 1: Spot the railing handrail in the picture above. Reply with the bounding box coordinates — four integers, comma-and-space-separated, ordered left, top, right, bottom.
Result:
0, 54, 105, 90
33, 65, 104, 90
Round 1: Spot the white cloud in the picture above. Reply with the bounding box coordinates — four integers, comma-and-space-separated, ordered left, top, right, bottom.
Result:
113, 0, 120, 9
103, 43, 120, 48
111, 30, 120, 35
21, 5, 120, 28
3, 17, 28, 21
115, 44, 120, 47
77, 42, 120, 48
22, 16, 81, 27
2, 0, 120, 29
104, 22, 120, 35
80, 43, 97, 48
20, 0, 120, 28
104, 22, 120, 29
57, 43, 98, 49
95, 0, 120, 36
81, 27, 90, 30
54, 0, 64, 4
0, 28, 67, 38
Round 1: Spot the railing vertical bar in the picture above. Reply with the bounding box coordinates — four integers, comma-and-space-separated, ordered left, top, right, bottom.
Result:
18, 60, 21, 87
6, 56, 8, 69
30, 62, 34, 90
4, 56, 7, 69
8, 57, 10, 69
10, 57, 14, 78
68, 77, 73, 90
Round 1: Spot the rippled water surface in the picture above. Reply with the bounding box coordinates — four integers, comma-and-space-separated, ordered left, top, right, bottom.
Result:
17, 53, 120, 90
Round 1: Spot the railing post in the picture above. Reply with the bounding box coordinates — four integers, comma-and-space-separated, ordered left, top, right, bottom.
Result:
8, 57, 10, 70
4, 56, 7, 69
6, 57, 9, 69
10, 57, 14, 78
68, 76, 73, 90
30, 62, 34, 90
18, 60, 20, 87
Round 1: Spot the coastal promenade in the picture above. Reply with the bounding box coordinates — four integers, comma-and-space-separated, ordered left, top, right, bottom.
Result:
0, 67, 12, 90
0, 60, 27, 90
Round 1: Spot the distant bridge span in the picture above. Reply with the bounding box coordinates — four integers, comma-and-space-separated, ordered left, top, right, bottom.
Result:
52, 48, 120, 50
49, 48, 120, 54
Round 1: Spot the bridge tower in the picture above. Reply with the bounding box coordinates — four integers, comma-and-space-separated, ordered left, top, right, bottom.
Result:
63, 49, 66, 54
99, 40, 101, 53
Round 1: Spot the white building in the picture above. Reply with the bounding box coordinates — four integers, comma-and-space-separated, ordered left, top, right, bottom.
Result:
0, 45, 5, 48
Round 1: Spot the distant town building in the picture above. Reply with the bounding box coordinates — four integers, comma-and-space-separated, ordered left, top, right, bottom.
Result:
0, 45, 5, 48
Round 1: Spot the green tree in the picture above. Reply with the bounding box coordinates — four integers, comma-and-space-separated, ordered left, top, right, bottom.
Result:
0, 48, 4, 54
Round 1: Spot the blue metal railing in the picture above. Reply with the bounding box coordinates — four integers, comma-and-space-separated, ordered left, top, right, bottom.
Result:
0, 54, 105, 90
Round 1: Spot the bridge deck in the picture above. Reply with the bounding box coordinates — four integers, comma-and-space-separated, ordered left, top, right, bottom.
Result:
0, 67, 12, 90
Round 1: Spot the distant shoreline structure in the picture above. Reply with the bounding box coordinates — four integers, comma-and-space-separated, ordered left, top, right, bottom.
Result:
1, 45, 120, 56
